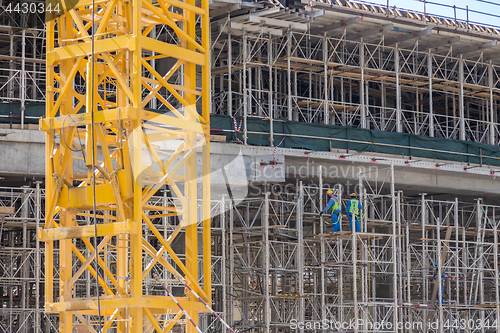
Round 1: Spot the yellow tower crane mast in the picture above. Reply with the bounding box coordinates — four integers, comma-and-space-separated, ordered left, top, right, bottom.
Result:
39, 0, 211, 331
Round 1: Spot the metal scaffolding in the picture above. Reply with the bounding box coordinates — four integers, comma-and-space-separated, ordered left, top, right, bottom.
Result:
0, 1, 46, 128
1, 163, 500, 332
0, 184, 58, 333
219, 166, 500, 333
211, 4, 500, 146
0, 187, 223, 333
0, 0, 499, 332
2, 0, 500, 143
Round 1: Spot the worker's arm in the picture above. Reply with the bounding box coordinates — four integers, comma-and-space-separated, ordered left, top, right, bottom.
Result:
345, 201, 351, 215
358, 202, 364, 210
321, 198, 334, 214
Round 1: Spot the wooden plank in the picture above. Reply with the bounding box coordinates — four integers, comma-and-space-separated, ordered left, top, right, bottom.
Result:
339, 72, 376, 79
329, 103, 359, 112
364, 67, 394, 76
431, 226, 453, 305
234, 224, 286, 230
297, 100, 321, 108
463, 82, 489, 91
372, 75, 393, 82
0, 207, 15, 214
288, 57, 322, 66
210, 135, 226, 143
337, 65, 360, 72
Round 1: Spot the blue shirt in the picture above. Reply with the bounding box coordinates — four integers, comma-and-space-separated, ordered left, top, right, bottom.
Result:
433, 269, 446, 282
321, 198, 339, 214
345, 199, 363, 215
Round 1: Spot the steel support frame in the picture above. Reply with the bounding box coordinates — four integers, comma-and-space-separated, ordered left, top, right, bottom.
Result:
0, 173, 499, 333
210, 26, 500, 145
218, 166, 500, 333
41, 0, 211, 331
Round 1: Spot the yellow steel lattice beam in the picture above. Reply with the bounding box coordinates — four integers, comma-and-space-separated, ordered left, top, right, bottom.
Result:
40, 0, 211, 331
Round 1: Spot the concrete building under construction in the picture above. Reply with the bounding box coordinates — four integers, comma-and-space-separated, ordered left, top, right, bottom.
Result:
0, 0, 500, 332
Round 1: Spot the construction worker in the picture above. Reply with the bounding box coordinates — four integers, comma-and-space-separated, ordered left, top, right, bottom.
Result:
433, 261, 445, 305
320, 190, 341, 233
346, 193, 363, 232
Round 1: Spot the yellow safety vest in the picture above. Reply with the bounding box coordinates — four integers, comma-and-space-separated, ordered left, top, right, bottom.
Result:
330, 200, 339, 214
349, 199, 359, 218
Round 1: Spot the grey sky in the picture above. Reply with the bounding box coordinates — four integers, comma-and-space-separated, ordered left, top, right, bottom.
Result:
361, 0, 500, 29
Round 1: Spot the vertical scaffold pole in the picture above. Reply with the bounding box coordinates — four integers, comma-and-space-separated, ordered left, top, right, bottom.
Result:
390, 164, 398, 330
264, 193, 271, 333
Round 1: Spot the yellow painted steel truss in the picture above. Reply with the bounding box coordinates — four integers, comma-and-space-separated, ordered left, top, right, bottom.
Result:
39, 0, 210, 331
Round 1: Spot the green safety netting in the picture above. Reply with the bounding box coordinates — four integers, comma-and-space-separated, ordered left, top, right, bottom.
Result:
0, 102, 45, 124
211, 114, 500, 167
